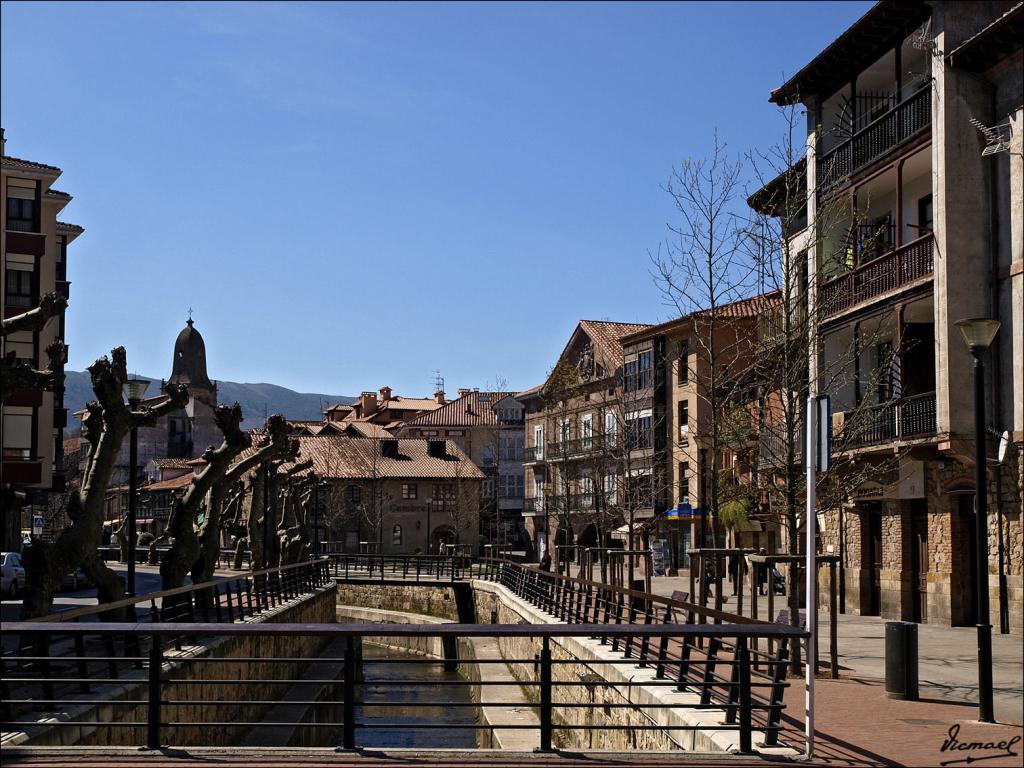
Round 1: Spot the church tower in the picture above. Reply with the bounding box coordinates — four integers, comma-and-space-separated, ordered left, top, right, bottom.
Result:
165, 317, 219, 457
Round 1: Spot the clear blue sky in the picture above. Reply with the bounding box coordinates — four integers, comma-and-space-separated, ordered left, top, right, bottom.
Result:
2, 1, 870, 397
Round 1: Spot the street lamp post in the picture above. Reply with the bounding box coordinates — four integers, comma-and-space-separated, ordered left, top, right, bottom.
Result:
123, 376, 149, 598
955, 317, 1000, 724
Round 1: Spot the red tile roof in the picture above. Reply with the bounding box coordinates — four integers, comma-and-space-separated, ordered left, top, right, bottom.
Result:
2, 154, 61, 174
403, 391, 516, 428
291, 435, 484, 480
144, 473, 194, 492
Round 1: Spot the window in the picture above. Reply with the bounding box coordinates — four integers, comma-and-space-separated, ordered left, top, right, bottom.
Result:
678, 340, 689, 383
604, 410, 617, 439
534, 475, 545, 499
4, 267, 34, 308
603, 474, 617, 505
637, 350, 653, 389
447, 430, 464, 437
2, 406, 33, 460
498, 474, 524, 498
624, 355, 638, 391
392, 525, 403, 546
580, 413, 593, 448
401, 483, 418, 500
625, 409, 653, 450
626, 470, 654, 509
533, 425, 544, 459
917, 194, 933, 234
678, 400, 689, 440
344, 485, 362, 505
422, 430, 438, 437
6, 181, 37, 232
678, 462, 690, 502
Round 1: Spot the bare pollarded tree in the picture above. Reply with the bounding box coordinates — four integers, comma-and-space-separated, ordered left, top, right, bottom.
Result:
652, 132, 759, 557
20, 348, 188, 619
191, 415, 294, 586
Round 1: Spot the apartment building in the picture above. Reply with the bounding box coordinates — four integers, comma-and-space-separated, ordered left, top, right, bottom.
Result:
400, 390, 526, 545
1, 130, 83, 549
619, 293, 783, 571
521, 320, 652, 559
755, 1, 1022, 630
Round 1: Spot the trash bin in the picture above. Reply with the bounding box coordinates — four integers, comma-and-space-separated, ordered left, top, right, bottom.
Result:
885, 621, 919, 700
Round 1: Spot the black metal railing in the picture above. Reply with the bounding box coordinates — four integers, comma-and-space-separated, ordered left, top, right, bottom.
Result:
476, 559, 805, 751
523, 445, 544, 463
324, 553, 473, 582
30, 559, 331, 626
819, 85, 931, 183
2, 618, 804, 754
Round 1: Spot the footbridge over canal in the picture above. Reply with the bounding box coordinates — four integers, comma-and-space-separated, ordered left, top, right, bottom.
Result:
1, 556, 808, 764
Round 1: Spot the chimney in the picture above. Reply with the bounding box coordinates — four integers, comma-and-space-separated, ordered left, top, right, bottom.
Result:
380, 438, 399, 458
457, 388, 471, 398
427, 439, 447, 458
359, 391, 377, 416
434, 390, 446, 405
379, 386, 393, 402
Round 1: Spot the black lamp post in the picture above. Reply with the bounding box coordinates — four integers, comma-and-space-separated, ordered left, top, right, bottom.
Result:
123, 376, 149, 598
955, 317, 1000, 724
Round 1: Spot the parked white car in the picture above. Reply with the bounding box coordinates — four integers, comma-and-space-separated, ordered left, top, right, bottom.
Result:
1, 551, 26, 597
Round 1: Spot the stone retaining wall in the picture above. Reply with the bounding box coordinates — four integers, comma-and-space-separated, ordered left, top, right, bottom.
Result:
5, 584, 338, 749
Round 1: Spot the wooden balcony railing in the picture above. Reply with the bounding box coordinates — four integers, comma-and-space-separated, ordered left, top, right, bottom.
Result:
845, 391, 936, 448
819, 85, 931, 183
821, 233, 934, 318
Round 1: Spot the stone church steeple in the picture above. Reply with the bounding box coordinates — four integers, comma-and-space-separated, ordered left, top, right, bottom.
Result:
169, 317, 216, 407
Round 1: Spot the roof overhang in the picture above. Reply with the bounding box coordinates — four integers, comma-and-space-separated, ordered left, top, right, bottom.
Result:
946, 3, 1023, 72
770, 1, 930, 105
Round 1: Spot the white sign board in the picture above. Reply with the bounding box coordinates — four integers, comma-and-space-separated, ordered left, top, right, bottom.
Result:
32, 515, 44, 536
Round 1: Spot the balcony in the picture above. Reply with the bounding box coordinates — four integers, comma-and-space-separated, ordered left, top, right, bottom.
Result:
820, 233, 934, 319
523, 446, 544, 463
523, 497, 543, 514
843, 391, 937, 448
819, 85, 931, 184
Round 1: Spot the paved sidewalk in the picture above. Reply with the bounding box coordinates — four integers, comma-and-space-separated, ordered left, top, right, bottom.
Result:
642, 571, 1024, 726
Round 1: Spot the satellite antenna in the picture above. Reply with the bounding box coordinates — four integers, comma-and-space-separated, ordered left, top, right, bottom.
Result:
997, 430, 1011, 464
969, 117, 1015, 156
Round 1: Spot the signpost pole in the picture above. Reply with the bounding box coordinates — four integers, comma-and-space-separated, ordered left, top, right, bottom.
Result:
805, 396, 817, 758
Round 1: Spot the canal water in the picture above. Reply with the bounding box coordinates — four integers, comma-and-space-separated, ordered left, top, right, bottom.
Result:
344, 644, 480, 748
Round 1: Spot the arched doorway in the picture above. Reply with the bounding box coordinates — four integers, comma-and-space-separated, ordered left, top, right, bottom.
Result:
949, 486, 980, 626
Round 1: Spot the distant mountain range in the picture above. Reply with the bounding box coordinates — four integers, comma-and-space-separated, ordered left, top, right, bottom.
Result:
62, 371, 354, 430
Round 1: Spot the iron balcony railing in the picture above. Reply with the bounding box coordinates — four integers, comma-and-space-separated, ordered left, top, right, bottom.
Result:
819, 85, 931, 183
821, 233, 934, 318
323, 553, 473, 582
523, 445, 544, 463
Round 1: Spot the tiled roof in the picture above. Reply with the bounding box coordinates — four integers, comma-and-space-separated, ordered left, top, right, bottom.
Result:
378, 396, 443, 412
2, 154, 61, 174
344, 421, 396, 439
56, 220, 84, 232
144, 473, 194, 492
577, 320, 653, 366
45, 188, 72, 200
292, 435, 485, 481
620, 291, 782, 342
404, 391, 516, 428
515, 383, 544, 399
63, 436, 83, 453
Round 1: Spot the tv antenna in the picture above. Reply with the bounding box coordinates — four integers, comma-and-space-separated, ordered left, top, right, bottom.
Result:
432, 370, 445, 393
911, 18, 941, 57
969, 117, 1016, 157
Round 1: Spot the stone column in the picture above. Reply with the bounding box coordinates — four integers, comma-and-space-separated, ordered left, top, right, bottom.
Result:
880, 500, 912, 620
